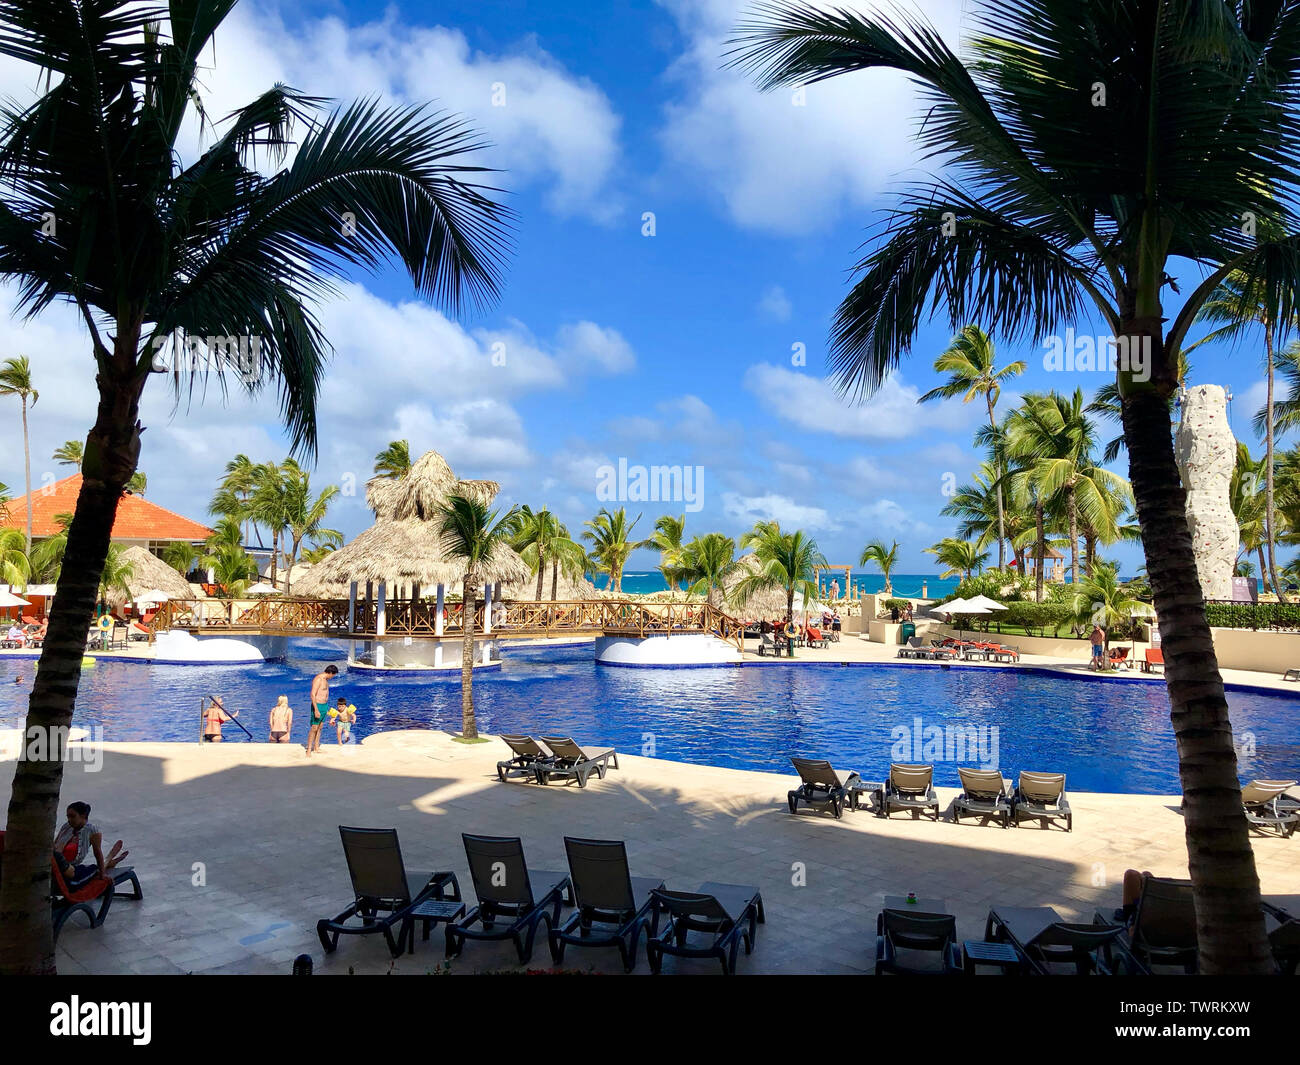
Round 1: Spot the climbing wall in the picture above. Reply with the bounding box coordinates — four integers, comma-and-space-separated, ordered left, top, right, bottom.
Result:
1173, 384, 1238, 602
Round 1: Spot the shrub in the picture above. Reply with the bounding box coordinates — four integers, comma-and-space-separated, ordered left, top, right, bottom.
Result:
1205, 602, 1300, 631
1000, 600, 1073, 636
883, 598, 911, 611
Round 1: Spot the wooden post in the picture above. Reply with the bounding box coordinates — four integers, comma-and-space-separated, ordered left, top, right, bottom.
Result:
375, 581, 386, 669
347, 581, 357, 634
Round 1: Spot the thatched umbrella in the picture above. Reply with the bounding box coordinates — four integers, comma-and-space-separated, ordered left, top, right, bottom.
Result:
107, 545, 195, 609
722, 553, 788, 619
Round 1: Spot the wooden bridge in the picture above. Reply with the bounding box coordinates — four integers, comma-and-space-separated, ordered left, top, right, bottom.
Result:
146, 597, 747, 651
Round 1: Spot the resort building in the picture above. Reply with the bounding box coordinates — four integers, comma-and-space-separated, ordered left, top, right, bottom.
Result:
0, 473, 213, 558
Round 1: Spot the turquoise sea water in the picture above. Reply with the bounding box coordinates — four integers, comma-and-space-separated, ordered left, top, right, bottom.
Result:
589, 571, 960, 599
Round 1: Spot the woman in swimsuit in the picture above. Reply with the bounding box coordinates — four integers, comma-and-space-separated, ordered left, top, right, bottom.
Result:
203, 696, 238, 742
269, 695, 292, 743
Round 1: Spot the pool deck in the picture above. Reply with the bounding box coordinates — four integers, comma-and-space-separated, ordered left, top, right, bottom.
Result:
4, 729, 1297, 975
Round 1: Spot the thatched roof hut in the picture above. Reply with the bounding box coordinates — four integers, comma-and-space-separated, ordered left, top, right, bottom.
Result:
294, 449, 528, 598
722, 553, 791, 619
108, 545, 196, 608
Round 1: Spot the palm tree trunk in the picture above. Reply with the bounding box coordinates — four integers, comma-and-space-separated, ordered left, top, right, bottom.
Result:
269, 529, 279, 585
551, 559, 558, 601
987, 395, 1005, 569
0, 352, 145, 975
1067, 486, 1079, 586
1035, 503, 1045, 603
461, 576, 477, 739
535, 549, 545, 601
1257, 546, 1270, 594
1121, 380, 1271, 973
21, 397, 32, 556
1265, 326, 1286, 603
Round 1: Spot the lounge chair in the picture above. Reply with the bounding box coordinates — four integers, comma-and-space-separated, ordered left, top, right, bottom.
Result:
445, 834, 571, 964
495, 734, 555, 783
646, 883, 764, 975
1284, 667, 1300, 682
127, 620, 150, 642
1241, 779, 1300, 838
897, 636, 931, 659
534, 736, 618, 787
1012, 771, 1072, 831
875, 907, 961, 975
951, 767, 1012, 828
986, 643, 1019, 662
1107, 646, 1131, 669
317, 826, 461, 958
1263, 900, 1300, 975
50, 859, 115, 940
757, 632, 779, 656
547, 837, 662, 971
805, 626, 828, 648
1026, 921, 1135, 974
879, 763, 940, 820
787, 757, 861, 819
1141, 648, 1164, 673
1111, 874, 1198, 974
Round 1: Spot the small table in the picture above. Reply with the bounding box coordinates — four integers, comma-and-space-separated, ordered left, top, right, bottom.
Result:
848, 781, 883, 812
404, 898, 467, 947
962, 939, 1022, 974
884, 895, 948, 915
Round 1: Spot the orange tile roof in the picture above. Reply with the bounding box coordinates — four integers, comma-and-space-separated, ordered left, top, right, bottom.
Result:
1, 474, 213, 542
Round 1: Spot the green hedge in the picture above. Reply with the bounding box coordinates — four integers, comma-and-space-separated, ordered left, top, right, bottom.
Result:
1205, 602, 1300, 630
883, 598, 911, 611
1000, 601, 1074, 636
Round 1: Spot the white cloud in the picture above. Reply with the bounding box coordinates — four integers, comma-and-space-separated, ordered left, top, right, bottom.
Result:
721, 491, 835, 530
185, 5, 625, 222
758, 284, 792, 322
556, 321, 637, 375
655, 0, 967, 233
743, 362, 978, 438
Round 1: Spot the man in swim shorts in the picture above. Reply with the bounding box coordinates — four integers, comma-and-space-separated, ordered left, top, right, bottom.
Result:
307, 664, 337, 757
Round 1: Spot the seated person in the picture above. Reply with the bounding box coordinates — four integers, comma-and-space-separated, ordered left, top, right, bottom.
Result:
1112, 868, 1153, 926
53, 801, 128, 888
6, 623, 26, 646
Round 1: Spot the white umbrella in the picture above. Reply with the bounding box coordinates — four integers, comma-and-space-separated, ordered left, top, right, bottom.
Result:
963, 595, 1006, 611
134, 589, 173, 605
0, 589, 31, 608
246, 581, 279, 596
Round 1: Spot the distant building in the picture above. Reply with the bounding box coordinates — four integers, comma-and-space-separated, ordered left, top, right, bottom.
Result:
1022, 545, 1066, 584
1, 474, 213, 557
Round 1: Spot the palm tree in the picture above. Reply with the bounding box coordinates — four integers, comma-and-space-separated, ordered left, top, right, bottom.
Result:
649, 514, 688, 594
162, 541, 199, 579
0, 528, 30, 588
211, 454, 262, 547
247, 462, 290, 586
28, 513, 72, 584
96, 545, 134, 610
549, 524, 586, 601
1269, 342, 1300, 440
301, 543, 339, 565
1005, 392, 1126, 586
729, 0, 1295, 970
0, 356, 37, 555
509, 505, 562, 600
201, 542, 258, 600
582, 507, 647, 594
127, 471, 146, 497
0, 1, 510, 975
373, 439, 412, 480
437, 494, 517, 739
1230, 444, 1271, 590
858, 539, 900, 596
733, 521, 826, 626
918, 326, 1024, 566
1069, 563, 1147, 657
281, 461, 340, 594
0, 481, 9, 522
52, 440, 83, 471
924, 538, 988, 581
680, 532, 739, 608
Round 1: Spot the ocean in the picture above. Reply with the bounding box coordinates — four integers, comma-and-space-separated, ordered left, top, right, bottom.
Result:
588, 571, 961, 600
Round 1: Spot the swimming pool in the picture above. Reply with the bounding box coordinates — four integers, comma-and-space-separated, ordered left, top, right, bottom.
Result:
0, 641, 1296, 794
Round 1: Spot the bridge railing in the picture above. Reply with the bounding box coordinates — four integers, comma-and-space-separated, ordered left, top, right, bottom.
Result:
145, 596, 746, 649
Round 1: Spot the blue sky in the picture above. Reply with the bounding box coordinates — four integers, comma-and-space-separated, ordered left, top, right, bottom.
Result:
0, 0, 1284, 578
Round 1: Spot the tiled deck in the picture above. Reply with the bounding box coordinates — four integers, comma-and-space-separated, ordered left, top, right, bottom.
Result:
5, 730, 1295, 975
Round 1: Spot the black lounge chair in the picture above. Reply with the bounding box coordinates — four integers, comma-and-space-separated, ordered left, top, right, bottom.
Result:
1263, 900, 1300, 975
951, 767, 1012, 828
445, 834, 571, 964
1241, 779, 1299, 838
879, 763, 940, 820
1109, 874, 1198, 974
548, 837, 662, 971
1283, 667, 1299, 681
496, 734, 555, 783
875, 907, 961, 975
317, 826, 460, 959
111, 865, 143, 901
787, 757, 861, 818
1012, 771, 1072, 831
1026, 921, 1136, 975
646, 882, 764, 975
535, 736, 618, 787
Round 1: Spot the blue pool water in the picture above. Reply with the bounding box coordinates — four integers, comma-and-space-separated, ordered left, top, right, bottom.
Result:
0, 642, 1296, 794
